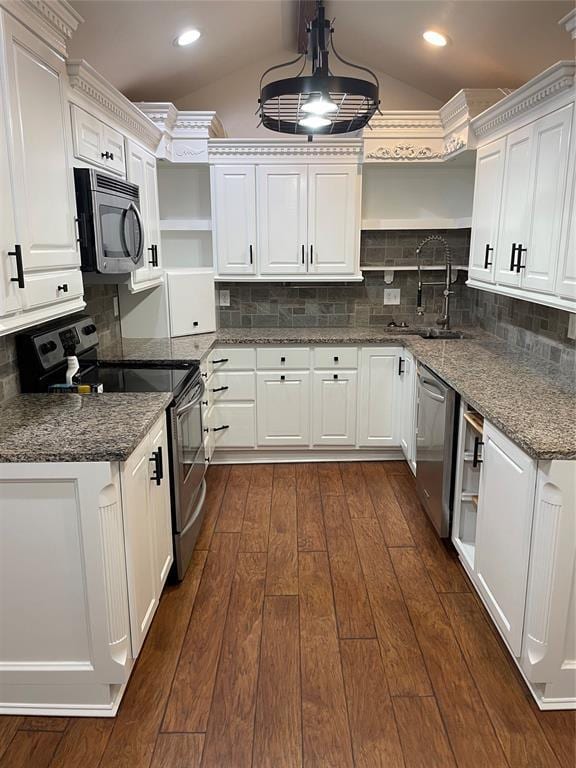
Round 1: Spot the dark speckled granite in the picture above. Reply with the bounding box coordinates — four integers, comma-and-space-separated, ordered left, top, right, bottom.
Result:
0, 392, 172, 462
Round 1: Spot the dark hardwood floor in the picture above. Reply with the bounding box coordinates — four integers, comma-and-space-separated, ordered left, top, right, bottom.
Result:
1, 461, 574, 768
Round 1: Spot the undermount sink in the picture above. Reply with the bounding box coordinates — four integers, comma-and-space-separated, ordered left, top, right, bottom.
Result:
416, 328, 467, 339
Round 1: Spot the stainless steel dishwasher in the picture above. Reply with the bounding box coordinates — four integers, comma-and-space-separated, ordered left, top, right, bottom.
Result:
415, 364, 459, 537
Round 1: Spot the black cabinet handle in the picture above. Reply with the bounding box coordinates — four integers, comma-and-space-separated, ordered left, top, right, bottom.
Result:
310, 244, 313, 264
334, 356, 339, 362
193, 321, 199, 327
212, 425, 229, 432
211, 386, 229, 393
280, 356, 286, 363
212, 358, 229, 365
57, 284, 69, 293
148, 244, 158, 267
302, 244, 305, 264
203, 427, 210, 433
333, 374, 339, 380
280, 375, 286, 381
484, 244, 493, 269
110, 152, 114, 161
472, 437, 484, 468
149, 446, 163, 485
202, 400, 209, 406
249, 244, 253, 264
398, 357, 404, 375
101, 151, 114, 160
516, 244, 527, 273
9, 244, 24, 289
510, 243, 518, 271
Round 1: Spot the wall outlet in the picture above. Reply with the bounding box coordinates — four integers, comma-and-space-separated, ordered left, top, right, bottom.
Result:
384, 288, 401, 306
219, 289, 230, 307
568, 313, 576, 340
113, 295, 119, 318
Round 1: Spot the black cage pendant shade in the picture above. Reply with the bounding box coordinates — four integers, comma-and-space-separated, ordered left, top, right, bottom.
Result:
258, 0, 380, 137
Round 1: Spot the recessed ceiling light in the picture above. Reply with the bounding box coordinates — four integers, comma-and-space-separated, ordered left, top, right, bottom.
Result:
423, 29, 448, 47
175, 29, 201, 47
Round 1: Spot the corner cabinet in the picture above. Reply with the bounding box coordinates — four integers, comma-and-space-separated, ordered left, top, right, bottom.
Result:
0, 412, 172, 716
468, 61, 576, 311
126, 140, 164, 292
209, 140, 363, 281
0, 10, 84, 334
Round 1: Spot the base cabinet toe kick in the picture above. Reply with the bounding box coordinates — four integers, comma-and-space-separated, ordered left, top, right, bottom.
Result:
452, 402, 576, 710
0, 414, 172, 717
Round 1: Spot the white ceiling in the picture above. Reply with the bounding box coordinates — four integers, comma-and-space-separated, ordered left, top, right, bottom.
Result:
69, 0, 574, 104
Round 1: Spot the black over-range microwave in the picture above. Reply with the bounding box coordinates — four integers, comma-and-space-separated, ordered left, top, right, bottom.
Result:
74, 168, 144, 274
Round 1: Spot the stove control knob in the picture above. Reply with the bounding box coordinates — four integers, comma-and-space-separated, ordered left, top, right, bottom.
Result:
40, 340, 57, 355
82, 324, 97, 335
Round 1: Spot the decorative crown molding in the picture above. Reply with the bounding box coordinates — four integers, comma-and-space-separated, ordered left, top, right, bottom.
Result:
471, 61, 576, 139
134, 103, 226, 139
559, 9, 576, 40
208, 138, 363, 162
67, 60, 162, 151
366, 143, 443, 161
0, 0, 82, 55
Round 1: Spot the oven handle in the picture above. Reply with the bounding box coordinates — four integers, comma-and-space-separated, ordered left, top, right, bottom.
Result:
176, 378, 206, 417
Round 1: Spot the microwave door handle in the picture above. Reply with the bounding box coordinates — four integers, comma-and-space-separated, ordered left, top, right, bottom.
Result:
129, 201, 144, 263
176, 380, 206, 417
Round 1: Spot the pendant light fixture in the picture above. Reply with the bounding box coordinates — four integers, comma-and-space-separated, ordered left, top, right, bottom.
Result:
258, 0, 380, 136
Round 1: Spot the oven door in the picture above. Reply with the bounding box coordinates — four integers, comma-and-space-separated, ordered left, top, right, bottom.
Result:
93, 190, 144, 273
170, 377, 207, 534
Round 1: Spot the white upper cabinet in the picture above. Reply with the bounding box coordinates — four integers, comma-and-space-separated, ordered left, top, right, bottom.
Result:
468, 61, 576, 311
212, 165, 257, 275
71, 104, 126, 177
257, 165, 308, 275
307, 164, 359, 275
126, 140, 163, 292
523, 104, 573, 294
475, 422, 537, 656
2, 15, 78, 274
468, 138, 505, 284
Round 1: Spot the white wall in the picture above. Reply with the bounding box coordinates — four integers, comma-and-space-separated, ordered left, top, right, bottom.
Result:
176, 50, 441, 138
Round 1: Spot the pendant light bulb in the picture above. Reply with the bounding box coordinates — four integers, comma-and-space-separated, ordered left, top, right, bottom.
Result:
301, 92, 338, 115
298, 114, 331, 129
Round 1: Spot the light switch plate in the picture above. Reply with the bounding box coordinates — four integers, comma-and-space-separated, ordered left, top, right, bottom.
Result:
384, 288, 401, 306
219, 289, 230, 307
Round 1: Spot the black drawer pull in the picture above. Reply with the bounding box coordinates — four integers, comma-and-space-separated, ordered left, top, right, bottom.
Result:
193, 321, 199, 327
310, 244, 313, 264
280, 356, 286, 363
473, 437, 484, 468
57, 283, 69, 293
484, 243, 493, 269
9, 244, 24, 289
148, 244, 158, 267
249, 244, 253, 264
302, 244, 305, 264
212, 358, 229, 365
333, 374, 339, 380
212, 425, 229, 432
398, 357, 404, 375
280, 375, 286, 381
211, 386, 229, 393
334, 356, 339, 362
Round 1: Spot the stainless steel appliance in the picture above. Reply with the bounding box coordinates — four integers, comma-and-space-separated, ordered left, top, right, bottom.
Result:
16, 316, 208, 580
74, 168, 145, 274
415, 363, 458, 537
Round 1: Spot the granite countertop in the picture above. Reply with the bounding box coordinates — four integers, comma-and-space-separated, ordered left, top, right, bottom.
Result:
100, 327, 575, 461
0, 392, 173, 463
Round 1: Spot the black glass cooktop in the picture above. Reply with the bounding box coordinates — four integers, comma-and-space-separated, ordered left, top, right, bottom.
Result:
76, 361, 199, 398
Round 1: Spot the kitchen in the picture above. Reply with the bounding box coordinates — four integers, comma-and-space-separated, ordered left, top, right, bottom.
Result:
0, 0, 575, 765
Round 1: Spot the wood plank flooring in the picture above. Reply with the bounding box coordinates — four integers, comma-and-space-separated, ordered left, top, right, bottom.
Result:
1, 461, 573, 768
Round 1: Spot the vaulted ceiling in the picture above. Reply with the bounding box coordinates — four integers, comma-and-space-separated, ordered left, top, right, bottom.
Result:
69, 0, 574, 105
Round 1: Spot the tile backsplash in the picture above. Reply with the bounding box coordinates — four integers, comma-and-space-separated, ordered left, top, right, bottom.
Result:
0, 285, 121, 405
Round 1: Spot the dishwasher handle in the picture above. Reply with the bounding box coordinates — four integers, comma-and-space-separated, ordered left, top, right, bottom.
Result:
420, 377, 446, 403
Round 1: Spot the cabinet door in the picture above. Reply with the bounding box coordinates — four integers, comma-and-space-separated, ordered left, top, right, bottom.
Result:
213, 165, 256, 275
257, 165, 308, 275
357, 347, 399, 447
2, 14, 78, 274
127, 140, 162, 289
257, 371, 310, 446
398, 351, 417, 470
495, 125, 533, 288
556, 144, 576, 300
70, 104, 106, 168
102, 124, 126, 177
475, 422, 537, 656
0, 62, 22, 318
523, 104, 573, 295
121, 437, 158, 657
167, 269, 216, 337
468, 138, 505, 284
148, 416, 173, 594
307, 164, 359, 275
312, 370, 357, 445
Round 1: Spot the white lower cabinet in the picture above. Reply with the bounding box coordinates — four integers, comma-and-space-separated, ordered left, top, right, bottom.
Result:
313, 370, 357, 446
357, 347, 400, 447
0, 412, 172, 716
211, 403, 256, 448
397, 350, 417, 472
257, 371, 310, 446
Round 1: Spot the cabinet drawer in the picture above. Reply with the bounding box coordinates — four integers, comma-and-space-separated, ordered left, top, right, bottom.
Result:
209, 347, 255, 371
23, 270, 83, 310
257, 346, 310, 369
208, 371, 255, 402
210, 403, 256, 448
313, 346, 358, 369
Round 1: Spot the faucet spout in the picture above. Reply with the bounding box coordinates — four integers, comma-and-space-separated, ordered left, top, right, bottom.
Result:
414, 235, 453, 329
